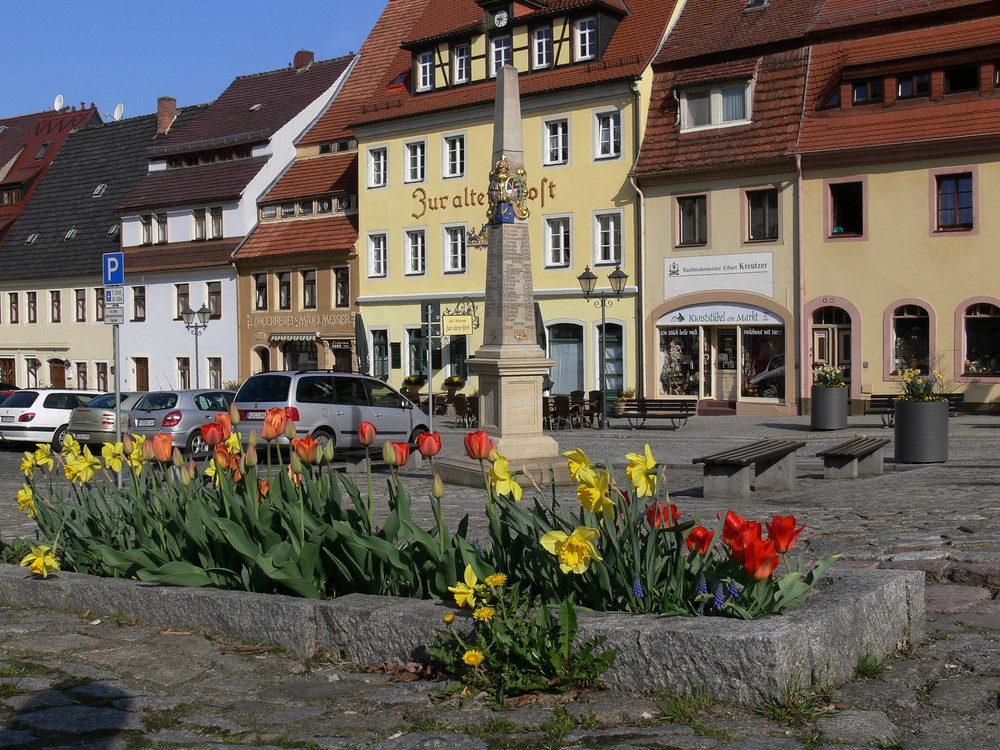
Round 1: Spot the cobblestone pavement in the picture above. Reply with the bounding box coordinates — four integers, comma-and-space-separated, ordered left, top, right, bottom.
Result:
0, 415, 999, 748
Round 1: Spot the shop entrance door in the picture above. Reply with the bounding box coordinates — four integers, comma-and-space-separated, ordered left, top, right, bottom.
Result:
714, 327, 739, 400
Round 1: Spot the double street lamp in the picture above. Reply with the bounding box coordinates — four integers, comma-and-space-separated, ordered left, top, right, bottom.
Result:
577, 263, 628, 430
180, 304, 211, 388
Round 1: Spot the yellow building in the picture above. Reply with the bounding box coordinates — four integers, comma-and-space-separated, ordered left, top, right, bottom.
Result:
352, 0, 679, 403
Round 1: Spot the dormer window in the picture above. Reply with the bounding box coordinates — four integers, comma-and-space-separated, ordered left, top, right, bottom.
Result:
388, 71, 410, 92
897, 71, 930, 99
852, 78, 883, 106
261, 205, 277, 220
25, 233, 38, 245
317, 198, 332, 213
417, 51, 434, 92
281, 203, 295, 218
35, 141, 51, 160
337, 196, 354, 212
533, 26, 553, 70
194, 208, 207, 238
92, 183, 108, 197
319, 143, 332, 154
64, 228, 78, 240
746, 0, 767, 7
491, 35, 512, 77
299, 200, 313, 216
679, 82, 752, 131
574, 17, 596, 62
140, 214, 152, 245
945, 65, 979, 94
453, 44, 471, 84
107, 224, 120, 238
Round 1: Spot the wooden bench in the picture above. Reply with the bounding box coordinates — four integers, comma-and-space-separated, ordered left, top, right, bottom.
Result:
692, 438, 806, 499
864, 394, 896, 426
945, 392, 965, 416
817, 436, 891, 479
609, 397, 698, 429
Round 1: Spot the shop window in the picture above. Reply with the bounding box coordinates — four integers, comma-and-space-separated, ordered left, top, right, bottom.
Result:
548, 323, 584, 393
27, 359, 39, 387
893, 305, 930, 373
407, 328, 428, 378
283, 341, 318, 371
449, 335, 468, 380
658, 328, 700, 396
830, 181, 863, 236
936, 173, 973, 230
677, 195, 707, 246
747, 188, 778, 241
742, 327, 785, 398
964, 304, 1000, 375
945, 65, 979, 94
253, 347, 271, 375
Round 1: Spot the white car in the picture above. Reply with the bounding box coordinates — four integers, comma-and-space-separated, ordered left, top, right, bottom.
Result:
0, 389, 102, 447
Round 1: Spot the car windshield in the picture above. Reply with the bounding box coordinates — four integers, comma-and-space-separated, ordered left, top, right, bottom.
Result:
237, 375, 291, 402
3, 392, 37, 408
136, 393, 179, 411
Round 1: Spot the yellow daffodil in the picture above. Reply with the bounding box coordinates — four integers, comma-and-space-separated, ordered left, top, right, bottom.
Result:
442, 613, 455, 624
101, 442, 125, 473
20, 545, 59, 577
484, 573, 507, 587
625, 444, 658, 497
224, 431, 242, 453
33, 444, 54, 472
575, 466, 615, 522
204, 458, 219, 482
20, 452, 36, 479
473, 606, 496, 622
462, 649, 485, 666
60, 433, 81, 458
63, 446, 101, 484
562, 448, 594, 482
448, 564, 486, 609
126, 435, 147, 475
16, 484, 36, 518
489, 454, 522, 501
540, 526, 603, 574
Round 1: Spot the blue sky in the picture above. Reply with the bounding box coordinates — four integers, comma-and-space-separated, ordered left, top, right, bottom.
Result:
1, 1, 386, 119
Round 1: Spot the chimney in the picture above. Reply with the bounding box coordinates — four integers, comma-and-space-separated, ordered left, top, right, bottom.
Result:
294, 49, 315, 68
156, 96, 177, 136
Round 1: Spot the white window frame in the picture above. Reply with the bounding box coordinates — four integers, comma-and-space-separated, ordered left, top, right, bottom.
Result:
594, 210, 623, 265
491, 35, 512, 77
543, 117, 570, 166
443, 224, 468, 274
679, 81, 753, 132
453, 44, 471, 84
416, 51, 434, 91
574, 17, 596, 61
404, 228, 427, 276
544, 215, 572, 268
533, 26, 553, 69
367, 232, 388, 279
594, 109, 622, 160
404, 140, 426, 184
368, 146, 388, 189
443, 133, 465, 179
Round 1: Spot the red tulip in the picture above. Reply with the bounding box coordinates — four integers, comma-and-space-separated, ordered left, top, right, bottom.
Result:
766, 515, 806, 554
645, 502, 680, 528
728, 521, 763, 564
261, 407, 287, 441
685, 525, 715, 555
743, 536, 780, 580
392, 441, 410, 466
292, 435, 321, 464
721, 510, 745, 546
464, 431, 495, 460
358, 421, 377, 446
200, 414, 231, 447
416, 431, 442, 457
152, 434, 173, 462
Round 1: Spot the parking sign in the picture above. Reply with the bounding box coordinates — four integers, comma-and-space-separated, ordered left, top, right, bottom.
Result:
103, 252, 125, 286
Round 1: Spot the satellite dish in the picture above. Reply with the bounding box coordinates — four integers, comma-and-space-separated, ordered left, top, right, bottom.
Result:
53, 94, 64, 111
113, 103, 124, 121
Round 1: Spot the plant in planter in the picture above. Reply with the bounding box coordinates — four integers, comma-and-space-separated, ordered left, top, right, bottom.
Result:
893, 368, 949, 462
402, 374, 426, 390
811, 366, 847, 430
443, 375, 465, 389
616, 387, 636, 413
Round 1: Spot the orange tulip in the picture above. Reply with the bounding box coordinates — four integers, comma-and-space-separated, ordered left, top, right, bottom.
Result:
358, 421, 377, 446
292, 435, 321, 464
141, 439, 155, 461
261, 408, 287, 441
258, 480, 269, 502
684, 525, 715, 555
416, 431, 442, 457
152, 434, 173, 462
464, 431, 494, 460
765, 515, 806, 554
214, 444, 236, 470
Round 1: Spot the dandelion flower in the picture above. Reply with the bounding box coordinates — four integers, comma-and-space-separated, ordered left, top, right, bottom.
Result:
462, 649, 485, 666
442, 613, 455, 624
484, 573, 507, 587
473, 606, 496, 622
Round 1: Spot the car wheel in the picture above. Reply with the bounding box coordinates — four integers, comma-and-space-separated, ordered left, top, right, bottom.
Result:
51, 424, 69, 448
311, 428, 335, 450
186, 430, 210, 458
408, 427, 427, 449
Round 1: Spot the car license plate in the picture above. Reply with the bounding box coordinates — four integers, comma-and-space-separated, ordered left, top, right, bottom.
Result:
136, 418, 155, 427
72, 432, 91, 441
0, 416, 12, 423
245, 410, 265, 420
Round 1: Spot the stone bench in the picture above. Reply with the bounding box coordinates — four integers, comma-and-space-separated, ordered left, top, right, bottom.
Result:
692, 438, 806, 499
817, 436, 891, 479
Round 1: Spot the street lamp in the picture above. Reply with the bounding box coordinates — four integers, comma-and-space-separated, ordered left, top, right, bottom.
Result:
180, 304, 211, 388
578, 263, 628, 430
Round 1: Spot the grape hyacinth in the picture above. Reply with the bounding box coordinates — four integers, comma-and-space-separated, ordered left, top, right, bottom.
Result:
697, 572, 708, 595
631, 573, 645, 598
713, 583, 725, 611
729, 579, 740, 600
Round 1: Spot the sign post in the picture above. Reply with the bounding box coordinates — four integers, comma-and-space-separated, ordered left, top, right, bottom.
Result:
103, 252, 125, 488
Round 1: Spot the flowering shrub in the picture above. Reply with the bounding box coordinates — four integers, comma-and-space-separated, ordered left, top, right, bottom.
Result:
894, 368, 947, 402
813, 365, 845, 388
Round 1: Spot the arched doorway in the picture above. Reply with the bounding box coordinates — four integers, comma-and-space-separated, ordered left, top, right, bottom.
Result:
811, 306, 852, 385
253, 346, 271, 375
547, 323, 584, 394
49, 359, 66, 388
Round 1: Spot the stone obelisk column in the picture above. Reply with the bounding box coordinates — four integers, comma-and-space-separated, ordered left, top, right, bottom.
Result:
437, 66, 563, 486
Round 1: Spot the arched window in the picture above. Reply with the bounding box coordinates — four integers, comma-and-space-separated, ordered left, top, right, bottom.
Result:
964, 303, 1000, 375
892, 305, 929, 373
548, 323, 583, 394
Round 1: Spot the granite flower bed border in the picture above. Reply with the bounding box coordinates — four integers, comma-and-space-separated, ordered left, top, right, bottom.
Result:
0, 564, 923, 706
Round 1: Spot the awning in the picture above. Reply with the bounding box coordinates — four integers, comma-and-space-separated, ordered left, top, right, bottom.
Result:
268, 332, 320, 342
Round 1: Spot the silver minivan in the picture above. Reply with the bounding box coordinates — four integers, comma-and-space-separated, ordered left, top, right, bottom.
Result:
234, 371, 429, 450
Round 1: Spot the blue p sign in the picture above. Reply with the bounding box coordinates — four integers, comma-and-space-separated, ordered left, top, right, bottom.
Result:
103, 252, 125, 286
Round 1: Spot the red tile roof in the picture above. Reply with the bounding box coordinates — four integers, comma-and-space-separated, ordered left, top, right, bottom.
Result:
810, 0, 992, 31
635, 50, 809, 175
117, 157, 267, 211
123, 238, 240, 272
234, 214, 359, 261
265, 153, 357, 202
797, 15, 1000, 153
